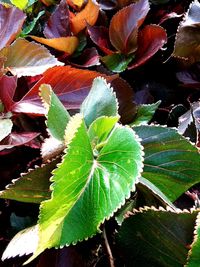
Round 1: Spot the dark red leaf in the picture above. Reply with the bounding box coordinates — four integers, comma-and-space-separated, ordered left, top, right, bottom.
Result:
0, 75, 17, 112
11, 66, 117, 115
87, 24, 114, 55
109, 0, 149, 54
0, 4, 26, 50
44, 0, 71, 38
128, 25, 167, 69
0, 132, 40, 151
70, 47, 100, 68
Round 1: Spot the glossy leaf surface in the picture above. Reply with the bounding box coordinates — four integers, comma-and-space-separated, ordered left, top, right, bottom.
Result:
117, 207, 198, 267
134, 125, 200, 201
40, 84, 70, 140
0, 3, 26, 50
0, 38, 63, 77
109, 0, 149, 54
173, 0, 200, 64
28, 115, 143, 261
80, 77, 118, 126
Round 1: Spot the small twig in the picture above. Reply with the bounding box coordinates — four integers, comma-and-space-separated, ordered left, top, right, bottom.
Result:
102, 225, 115, 267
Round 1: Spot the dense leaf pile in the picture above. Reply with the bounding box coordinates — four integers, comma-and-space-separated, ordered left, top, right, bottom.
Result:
1, 0, 200, 266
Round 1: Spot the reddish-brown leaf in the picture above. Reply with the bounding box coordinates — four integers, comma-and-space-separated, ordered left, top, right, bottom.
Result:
30, 36, 79, 54
44, 0, 71, 38
109, 0, 149, 54
70, 47, 100, 68
0, 75, 17, 112
0, 3, 26, 50
71, 0, 100, 35
173, 0, 200, 64
11, 66, 116, 115
0, 132, 40, 151
87, 24, 114, 55
128, 25, 167, 69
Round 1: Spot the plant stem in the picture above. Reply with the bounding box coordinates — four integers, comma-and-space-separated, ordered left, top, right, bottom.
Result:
102, 226, 115, 267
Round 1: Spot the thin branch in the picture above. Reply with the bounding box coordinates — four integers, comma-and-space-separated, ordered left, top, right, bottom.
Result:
102, 225, 115, 267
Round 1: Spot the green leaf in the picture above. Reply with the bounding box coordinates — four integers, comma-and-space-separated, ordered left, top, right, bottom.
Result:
186, 212, 200, 266
0, 118, 13, 142
0, 158, 60, 203
134, 125, 200, 202
88, 116, 119, 148
39, 84, 70, 141
20, 10, 45, 37
27, 114, 143, 262
10, 0, 28, 9
117, 207, 198, 267
138, 177, 176, 209
101, 53, 134, 73
80, 77, 118, 127
130, 101, 161, 126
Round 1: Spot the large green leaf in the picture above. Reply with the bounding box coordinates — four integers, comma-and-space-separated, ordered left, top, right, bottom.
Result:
27, 114, 143, 262
0, 159, 60, 203
117, 207, 199, 267
39, 84, 70, 141
134, 125, 200, 202
80, 77, 118, 126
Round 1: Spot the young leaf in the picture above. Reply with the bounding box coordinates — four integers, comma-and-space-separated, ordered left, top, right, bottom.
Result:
186, 212, 200, 266
130, 101, 161, 126
44, 0, 71, 38
71, 0, 100, 35
117, 207, 198, 267
173, 0, 200, 64
134, 125, 200, 202
39, 84, 70, 141
2, 225, 39, 260
0, 158, 60, 203
109, 0, 150, 54
128, 25, 167, 69
101, 53, 134, 73
10, 0, 28, 9
0, 119, 13, 142
27, 114, 143, 262
0, 3, 26, 50
0, 38, 64, 77
80, 77, 118, 126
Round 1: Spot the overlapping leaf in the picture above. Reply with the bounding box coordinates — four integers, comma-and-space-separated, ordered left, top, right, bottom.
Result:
0, 38, 63, 77
134, 125, 200, 201
81, 77, 118, 126
71, 0, 100, 35
173, 0, 200, 64
0, 75, 17, 112
11, 66, 116, 114
117, 207, 199, 267
0, 3, 26, 50
26, 114, 143, 261
0, 119, 13, 141
109, 0, 149, 54
39, 84, 70, 140
44, 0, 71, 38
0, 158, 60, 203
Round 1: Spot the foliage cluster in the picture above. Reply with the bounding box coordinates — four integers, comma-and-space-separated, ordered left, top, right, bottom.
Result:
0, 0, 200, 266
